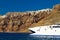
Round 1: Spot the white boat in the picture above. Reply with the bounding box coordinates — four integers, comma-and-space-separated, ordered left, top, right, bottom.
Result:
29, 24, 60, 35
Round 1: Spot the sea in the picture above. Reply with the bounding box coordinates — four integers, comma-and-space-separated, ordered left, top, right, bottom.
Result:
0, 33, 60, 40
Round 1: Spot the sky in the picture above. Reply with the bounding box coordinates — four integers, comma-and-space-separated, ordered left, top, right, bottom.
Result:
0, 0, 60, 15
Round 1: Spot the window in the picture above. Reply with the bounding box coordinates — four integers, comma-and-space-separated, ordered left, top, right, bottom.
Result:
53, 26, 60, 28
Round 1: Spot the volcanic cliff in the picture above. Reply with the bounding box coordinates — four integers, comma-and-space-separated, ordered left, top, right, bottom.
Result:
0, 4, 60, 32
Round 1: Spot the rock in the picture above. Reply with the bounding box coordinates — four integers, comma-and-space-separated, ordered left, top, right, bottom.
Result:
53, 4, 60, 11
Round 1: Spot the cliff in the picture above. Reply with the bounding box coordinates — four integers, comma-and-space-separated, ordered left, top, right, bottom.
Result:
0, 4, 60, 33
30, 4, 60, 26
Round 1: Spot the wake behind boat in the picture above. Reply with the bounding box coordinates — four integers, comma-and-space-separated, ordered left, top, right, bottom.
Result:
29, 24, 60, 35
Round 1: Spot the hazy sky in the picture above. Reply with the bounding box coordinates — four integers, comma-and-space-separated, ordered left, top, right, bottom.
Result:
0, 0, 60, 15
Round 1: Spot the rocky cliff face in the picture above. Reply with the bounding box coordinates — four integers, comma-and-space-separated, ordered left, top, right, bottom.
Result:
0, 4, 59, 32
30, 4, 60, 27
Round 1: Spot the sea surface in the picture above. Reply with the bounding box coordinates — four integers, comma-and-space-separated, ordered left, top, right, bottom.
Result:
0, 33, 60, 40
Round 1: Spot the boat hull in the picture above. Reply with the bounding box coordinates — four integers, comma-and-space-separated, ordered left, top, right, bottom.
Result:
30, 33, 60, 35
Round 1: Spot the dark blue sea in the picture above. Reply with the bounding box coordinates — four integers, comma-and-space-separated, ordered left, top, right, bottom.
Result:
0, 33, 60, 40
